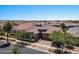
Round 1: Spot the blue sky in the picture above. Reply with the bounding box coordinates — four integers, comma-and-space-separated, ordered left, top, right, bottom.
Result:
0, 5, 79, 20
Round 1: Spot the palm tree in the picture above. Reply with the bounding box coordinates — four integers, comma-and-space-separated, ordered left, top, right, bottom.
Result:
3, 22, 12, 44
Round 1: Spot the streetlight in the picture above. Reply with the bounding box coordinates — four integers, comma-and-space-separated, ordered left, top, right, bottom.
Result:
60, 44, 64, 54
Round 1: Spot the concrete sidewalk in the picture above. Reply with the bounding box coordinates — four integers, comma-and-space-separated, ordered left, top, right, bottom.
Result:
29, 42, 79, 54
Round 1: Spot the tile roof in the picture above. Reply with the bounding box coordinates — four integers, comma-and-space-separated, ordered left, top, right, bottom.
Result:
26, 24, 60, 34
12, 22, 61, 34
12, 22, 33, 31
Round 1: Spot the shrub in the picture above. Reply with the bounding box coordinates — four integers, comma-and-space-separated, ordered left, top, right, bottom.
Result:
63, 51, 72, 54
18, 38, 36, 43
66, 46, 75, 50
52, 41, 64, 48
12, 45, 21, 54
48, 48, 53, 52
54, 49, 62, 54
0, 31, 5, 36
13, 31, 36, 43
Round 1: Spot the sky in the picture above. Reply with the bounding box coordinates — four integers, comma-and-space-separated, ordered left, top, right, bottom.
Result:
0, 5, 79, 21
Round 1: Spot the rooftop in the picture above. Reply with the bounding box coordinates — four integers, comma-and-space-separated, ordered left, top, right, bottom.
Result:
12, 22, 33, 31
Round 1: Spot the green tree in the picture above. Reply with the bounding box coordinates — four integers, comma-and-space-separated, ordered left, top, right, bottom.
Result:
50, 31, 76, 47
3, 22, 12, 43
60, 23, 68, 33
60, 23, 66, 29
12, 45, 21, 54
50, 31, 65, 46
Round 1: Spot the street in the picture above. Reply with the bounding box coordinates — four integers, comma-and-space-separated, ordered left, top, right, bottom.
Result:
0, 41, 47, 54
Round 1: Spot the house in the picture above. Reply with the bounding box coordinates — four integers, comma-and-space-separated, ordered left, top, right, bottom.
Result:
11, 22, 33, 33
0, 23, 5, 29
11, 21, 61, 40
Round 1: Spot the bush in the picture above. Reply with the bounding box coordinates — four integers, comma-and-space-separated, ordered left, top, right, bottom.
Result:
52, 41, 64, 48
18, 38, 36, 43
54, 49, 62, 54
66, 46, 75, 50
63, 51, 72, 54
48, 48, 53, 52
17, 41, 31, 46
12, 31, 37, 43
0, 31, 5, 36
12, 45, 21, 54
10, 33, 16, 38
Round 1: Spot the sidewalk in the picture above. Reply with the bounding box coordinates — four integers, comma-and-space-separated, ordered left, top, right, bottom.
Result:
29, 43, 79, 54
28, 43, 56, 53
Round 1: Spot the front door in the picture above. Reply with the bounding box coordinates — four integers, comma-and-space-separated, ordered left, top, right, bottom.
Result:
42, 33, 49, 40
36, 32, 43, 40
36, 33, 49, 40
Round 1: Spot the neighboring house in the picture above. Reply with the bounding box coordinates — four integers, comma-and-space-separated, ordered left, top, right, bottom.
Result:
64, 23, 79, 37
0, 23, 5, 30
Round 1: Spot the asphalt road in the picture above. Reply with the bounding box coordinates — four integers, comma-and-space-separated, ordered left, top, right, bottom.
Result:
0, 41, 47, 54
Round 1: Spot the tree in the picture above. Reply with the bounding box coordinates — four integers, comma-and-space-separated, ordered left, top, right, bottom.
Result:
3, 22, 12, 43
60, 23, 66, 29
60, 23, 68, 33
50, 31, 65, 47
12, 45, 21, 54
50, 31, 77, 47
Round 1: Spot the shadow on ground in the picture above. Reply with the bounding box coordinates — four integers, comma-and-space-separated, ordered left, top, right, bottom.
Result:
0, 43, 11, 48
